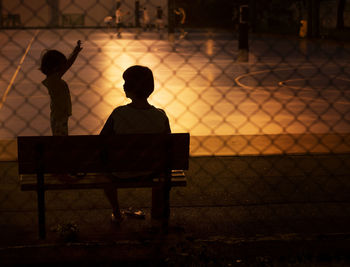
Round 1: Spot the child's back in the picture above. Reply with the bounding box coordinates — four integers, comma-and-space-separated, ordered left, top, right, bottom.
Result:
42, 73, 72, 119
101, 65, 170, 135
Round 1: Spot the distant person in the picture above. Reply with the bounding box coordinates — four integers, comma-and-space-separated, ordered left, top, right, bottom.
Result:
174, 7, 187, 39
155, 6, 164, 32
100, 65, 171, 223
104, 15, 113, 28
40, 40, 83, 136
142, 7, 151, 31
115, 5, 129, 37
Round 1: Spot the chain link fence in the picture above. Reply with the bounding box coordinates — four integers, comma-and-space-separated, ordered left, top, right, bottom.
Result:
1, 0, 350, 244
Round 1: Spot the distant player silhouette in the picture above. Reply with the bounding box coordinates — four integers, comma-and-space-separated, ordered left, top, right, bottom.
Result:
174, 7, 187, 39
115, 3, 130, 38
142, 7, 151, 31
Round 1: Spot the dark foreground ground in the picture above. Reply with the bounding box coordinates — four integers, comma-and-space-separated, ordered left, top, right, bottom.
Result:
1, 153, 350, 266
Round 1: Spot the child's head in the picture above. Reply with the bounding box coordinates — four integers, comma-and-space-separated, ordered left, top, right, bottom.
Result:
40, 50, 67, 75
123, 65, 154, 99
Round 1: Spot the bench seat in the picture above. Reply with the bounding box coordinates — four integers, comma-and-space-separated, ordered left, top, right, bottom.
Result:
20, 170, 186, 191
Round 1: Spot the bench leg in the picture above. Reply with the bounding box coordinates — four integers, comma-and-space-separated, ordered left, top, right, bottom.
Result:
37, 173, 46, 239
151, 183, 170, 228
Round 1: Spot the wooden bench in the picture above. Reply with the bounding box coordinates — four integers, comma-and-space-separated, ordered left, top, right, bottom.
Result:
18, 134, 189, 239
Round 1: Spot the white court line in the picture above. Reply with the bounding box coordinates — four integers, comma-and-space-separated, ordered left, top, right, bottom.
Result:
234, 67, 315, 90
0, 30, 39, 110
235, 67, 350, 105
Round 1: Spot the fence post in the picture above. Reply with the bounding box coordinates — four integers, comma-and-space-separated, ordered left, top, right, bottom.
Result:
0, 0, 2, 28
135, 0, 140, 28
237, 5, 249, 62
47, 0, 59, 27
249, 0, 256, 33
307, 0, 320, 38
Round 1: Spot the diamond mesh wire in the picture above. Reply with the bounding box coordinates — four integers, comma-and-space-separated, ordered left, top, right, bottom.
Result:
0, 0, 350, 242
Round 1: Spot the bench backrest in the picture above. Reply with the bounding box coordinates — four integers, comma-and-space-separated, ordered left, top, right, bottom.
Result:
18, 134, 189, 174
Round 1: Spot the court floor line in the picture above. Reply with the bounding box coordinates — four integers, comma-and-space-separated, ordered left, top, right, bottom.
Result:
0, 30, 39, 111
235, 67, 350, 105
234, 67, 315, 90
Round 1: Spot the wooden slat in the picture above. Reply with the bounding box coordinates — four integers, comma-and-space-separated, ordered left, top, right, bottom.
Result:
18, 134, 189, 174
20, 171, 186, 191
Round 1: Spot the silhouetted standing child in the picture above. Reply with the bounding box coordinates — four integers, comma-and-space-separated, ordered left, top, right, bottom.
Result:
40, 40, 83, 136
115, 5, 130, 38
100, 65, 171, 223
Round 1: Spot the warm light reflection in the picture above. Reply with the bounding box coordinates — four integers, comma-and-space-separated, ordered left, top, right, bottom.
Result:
206, 39, 214, 56
95, 39, 181, 124
3, 31, 348, 141
89, 37, 350, 136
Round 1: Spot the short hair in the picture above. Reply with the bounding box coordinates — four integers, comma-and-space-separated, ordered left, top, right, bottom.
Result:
123, 65, 154, 98
40, 50, 67, 75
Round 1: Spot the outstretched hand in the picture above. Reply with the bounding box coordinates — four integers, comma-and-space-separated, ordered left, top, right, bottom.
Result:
61, 40, 83, 75
74, 40, 83, 54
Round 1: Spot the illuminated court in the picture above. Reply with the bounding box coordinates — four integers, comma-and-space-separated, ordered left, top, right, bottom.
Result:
1, 29, 350, 155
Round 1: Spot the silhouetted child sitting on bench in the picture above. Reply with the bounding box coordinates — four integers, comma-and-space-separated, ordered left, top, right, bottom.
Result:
100, 65, 171, 223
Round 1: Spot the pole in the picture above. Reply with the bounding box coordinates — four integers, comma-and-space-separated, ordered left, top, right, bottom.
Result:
0, 0, 2, 28
307, 0, 320, 38
312, 0, 320, 37
135, 0, 140, 27
238, 5, 249, 62
47, 0, 59, 27
249, 0, 256, 33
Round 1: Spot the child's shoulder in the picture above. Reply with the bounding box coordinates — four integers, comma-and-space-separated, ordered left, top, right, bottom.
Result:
42, 74, 64, 88
112, 104, 166, 114
111, 104, 130, 114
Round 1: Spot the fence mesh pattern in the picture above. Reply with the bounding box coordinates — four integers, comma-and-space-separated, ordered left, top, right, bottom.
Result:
1, 0, 350, 242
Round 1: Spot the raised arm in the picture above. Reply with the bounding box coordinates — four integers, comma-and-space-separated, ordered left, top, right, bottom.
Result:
59, 40, 83, 77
